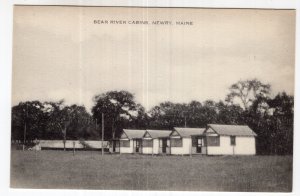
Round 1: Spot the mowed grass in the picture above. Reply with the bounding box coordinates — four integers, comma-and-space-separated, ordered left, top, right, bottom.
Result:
10, 150, 292, 192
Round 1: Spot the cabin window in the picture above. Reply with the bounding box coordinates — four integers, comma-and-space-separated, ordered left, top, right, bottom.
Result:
192, 137, 197, 147
192, 137, 203, 147
198, 139, 202, 146
120, 140, 130, 147
230, 136, 236, 146
143, 140, 153, 147
171, 138, 183, 147
206, 136, 220, 146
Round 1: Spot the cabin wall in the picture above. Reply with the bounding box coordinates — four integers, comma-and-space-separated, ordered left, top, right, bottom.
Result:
206, 136, 232, 155
206, 136, 256, 155
170, 138, 191, 155
120, 140, 134, 153
235, 137, 256, 155
153, 139, 159, 154
142, 147, 153, 154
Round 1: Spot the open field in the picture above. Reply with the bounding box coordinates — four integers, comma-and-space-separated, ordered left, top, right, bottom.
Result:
10, 150, 292, 192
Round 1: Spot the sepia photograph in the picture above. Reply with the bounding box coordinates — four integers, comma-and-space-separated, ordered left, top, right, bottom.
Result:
10, 5, 295, 192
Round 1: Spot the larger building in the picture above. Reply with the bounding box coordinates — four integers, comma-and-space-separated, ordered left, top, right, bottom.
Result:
204, 124, 257, 155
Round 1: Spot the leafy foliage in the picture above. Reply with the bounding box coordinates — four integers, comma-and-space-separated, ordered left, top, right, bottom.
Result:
12, 100, 96, 150
92, 91, 144, 139
45, 101, 94, 141
11, 101, 46, 141
226, 79, 271, 110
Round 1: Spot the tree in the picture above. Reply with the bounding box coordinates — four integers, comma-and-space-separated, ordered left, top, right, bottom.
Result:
92, 91, 139, 139
226, 79, 271, 110
243, 92, 294, 155
200, 100, 218, 125
11, 101, 46, 144
148, 100, 219, 129
215, 101, 244, 124
130, 103, 149, 128
44, 101, 92, 150
148, 102, 189, 129
268, 92, 294, 117
267, 92, 294, 154
184, 101, 204, 127
63, 104, 94, 139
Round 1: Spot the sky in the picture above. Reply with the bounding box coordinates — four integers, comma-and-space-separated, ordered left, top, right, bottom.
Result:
12, 6, 295, 112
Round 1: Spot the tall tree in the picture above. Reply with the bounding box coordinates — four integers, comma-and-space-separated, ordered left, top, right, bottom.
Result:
267, 92, 294, 154
44, 101, 92, 150
130, 103, 149, 128
11, 101, 46, 143
225, 79, 271, 110
63, 104, 94, 139
268, 92, 294, 117
243, 92, 294, 155
92, 91, 139, 139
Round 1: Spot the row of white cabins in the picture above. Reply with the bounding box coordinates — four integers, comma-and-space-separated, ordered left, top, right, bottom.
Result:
118, 124, 257, 155
32, 124, 257, 155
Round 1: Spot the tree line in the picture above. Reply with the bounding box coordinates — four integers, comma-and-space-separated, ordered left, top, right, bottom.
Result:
11, 79, 294, 155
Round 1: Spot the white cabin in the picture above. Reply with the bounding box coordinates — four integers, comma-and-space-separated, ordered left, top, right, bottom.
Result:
204, 124, 257, 155
142, 129, 172, 155
119, 129, 146, 154
169, 127, 206, 155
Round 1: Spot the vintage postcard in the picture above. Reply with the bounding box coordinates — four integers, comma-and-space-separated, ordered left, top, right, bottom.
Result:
11, 6, 295, 192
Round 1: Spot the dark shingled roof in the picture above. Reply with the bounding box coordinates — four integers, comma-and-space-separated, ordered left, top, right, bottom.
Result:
173, 127, 205, 137
145, 130, 172, 138
207, 124, 257, 137
122, 129, 146, 139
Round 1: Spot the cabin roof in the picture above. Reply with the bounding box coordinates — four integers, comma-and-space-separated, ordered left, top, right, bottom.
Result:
173, 127, 205, 137
207, 124, 257, 137
145, 129, 172, 138
123, 129, 146, 139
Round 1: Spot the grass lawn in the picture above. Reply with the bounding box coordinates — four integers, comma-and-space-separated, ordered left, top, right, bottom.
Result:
10, 150, 292, 192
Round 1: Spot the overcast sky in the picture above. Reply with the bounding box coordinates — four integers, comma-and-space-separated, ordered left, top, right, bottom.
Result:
12, 6, 295, 111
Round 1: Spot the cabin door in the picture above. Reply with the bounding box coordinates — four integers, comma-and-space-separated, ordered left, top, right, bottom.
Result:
135, 139, 142, 153
162, 139, 167, 153
112, 140, 119, 152
196, 138, 203, 153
